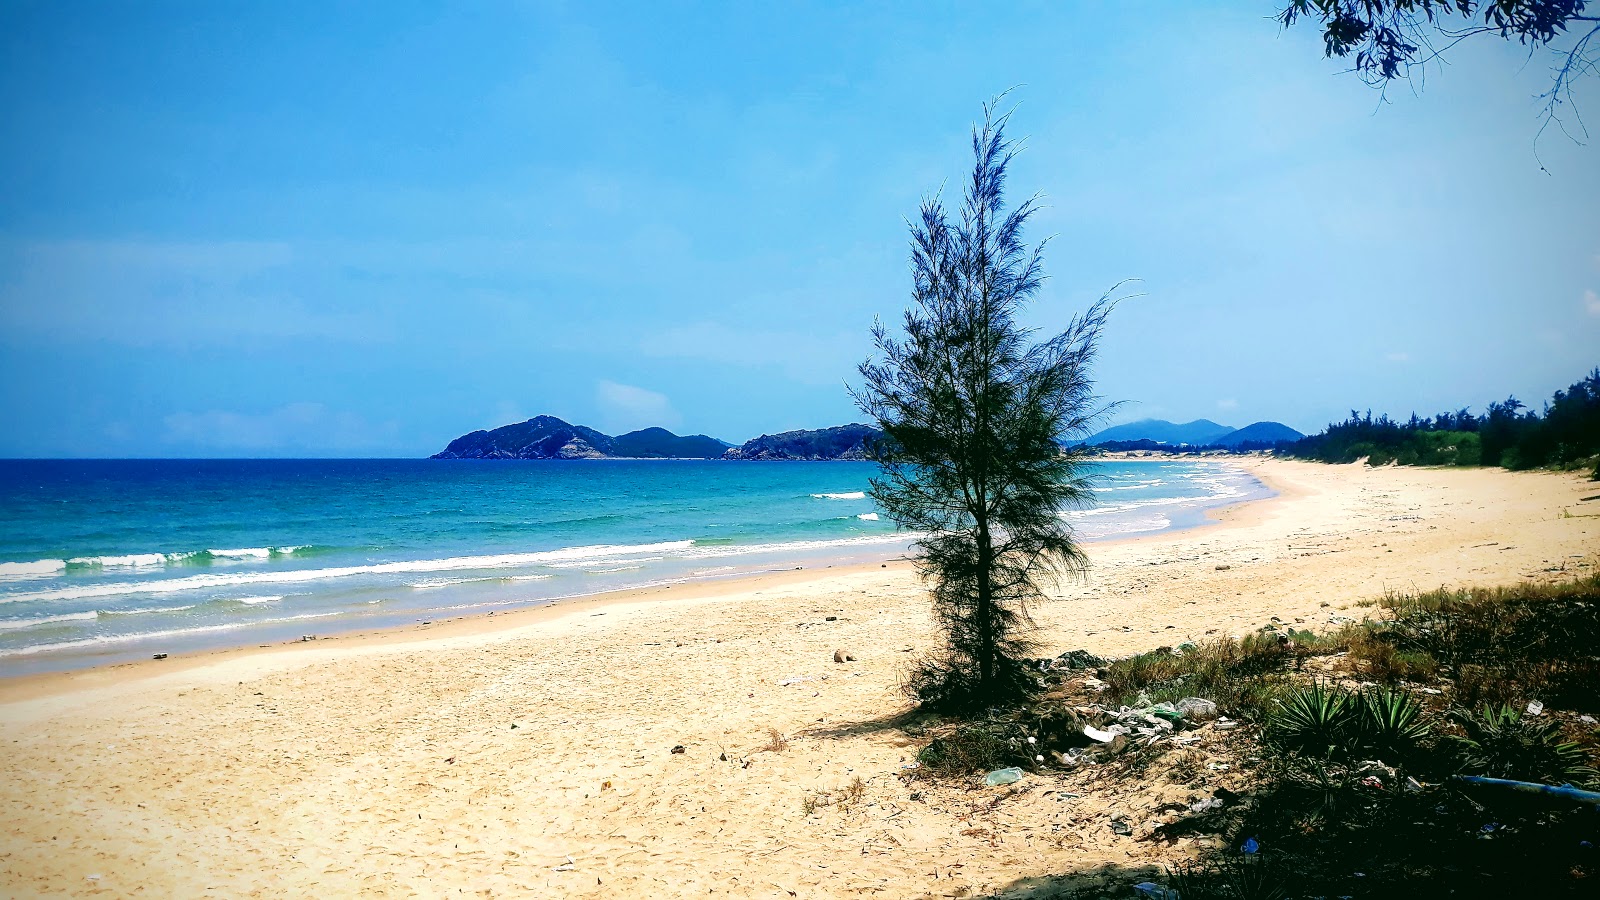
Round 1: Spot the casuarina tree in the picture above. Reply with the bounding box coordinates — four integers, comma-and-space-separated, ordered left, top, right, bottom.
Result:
853, 98, 1119, 713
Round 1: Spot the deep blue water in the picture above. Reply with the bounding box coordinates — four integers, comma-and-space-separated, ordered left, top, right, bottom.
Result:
0, 458, 1269, 674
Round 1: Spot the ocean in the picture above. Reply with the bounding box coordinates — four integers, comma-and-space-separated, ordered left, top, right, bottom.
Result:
0, 458, 1270, 674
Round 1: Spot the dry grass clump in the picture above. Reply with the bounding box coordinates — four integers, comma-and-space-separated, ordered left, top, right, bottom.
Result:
799, 776, 868, 816
761, 728, 789, 753
1374, 574, 1600, 710
1100, 633, 1296, 720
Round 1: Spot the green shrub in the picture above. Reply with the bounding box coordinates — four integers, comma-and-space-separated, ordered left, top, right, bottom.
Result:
1101, 634, 1292, 719
1377, 576, 1600, 711
1347, 629, 1439, 682
916, 722, 1024, 775
1446, 705, 1598, 786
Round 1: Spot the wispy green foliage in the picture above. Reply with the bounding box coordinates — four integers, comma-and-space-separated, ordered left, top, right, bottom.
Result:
854, 97, 1120, 713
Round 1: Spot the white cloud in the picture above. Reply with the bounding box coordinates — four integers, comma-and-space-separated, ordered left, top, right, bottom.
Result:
594, 380, 680, 434
162, 403, 400, 453
1585, 289, 1600, 317
1216, 398, 1239, 411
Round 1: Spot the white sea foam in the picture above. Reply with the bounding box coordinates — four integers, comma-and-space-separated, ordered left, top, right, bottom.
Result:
679, 534, 906, 561
856, 512, 880, 521
408, 577, 477, 590
0, 540, 699, 605
0, 611, 99, 632
234, 595, 284, 604
1077, 515, 1173, 539
812, 491, 866, 500
1065, 486, 1246, 519
208, 547, 274, 559
67, 553, 168, 568
0, 559, 66, 578
544, 555, 666, 570
410, 573, 556, 589
0, 612, 343, 658
99, 605, 196, 616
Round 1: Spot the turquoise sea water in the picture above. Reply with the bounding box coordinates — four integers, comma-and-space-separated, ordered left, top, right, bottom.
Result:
0, 459, 1270, 674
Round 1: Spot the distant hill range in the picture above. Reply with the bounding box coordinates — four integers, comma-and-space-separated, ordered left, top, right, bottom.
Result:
1079, 418, 1304, 450
432, 414, 1301, 460
430, 416, 881, 460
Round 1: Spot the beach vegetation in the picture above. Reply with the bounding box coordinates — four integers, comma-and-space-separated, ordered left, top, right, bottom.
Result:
927, 575, 1600, 896
854, 96, 1119, 714
1372, 573, 1600, 711
1100, 634, 1297, 720
1280, 367, 1600, 475
916, 718, 1032, 775
1447, 703, 1597, 784
761, 728, 789, 753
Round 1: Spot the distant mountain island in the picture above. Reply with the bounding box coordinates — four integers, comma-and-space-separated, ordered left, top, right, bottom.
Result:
432, 414, 1302, 460
430, 416, 881, 460
1079, 418, 1304, 450
721, 424, 880, 460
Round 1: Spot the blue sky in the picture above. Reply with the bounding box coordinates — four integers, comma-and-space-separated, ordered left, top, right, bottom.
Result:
1, 1, 1596, 457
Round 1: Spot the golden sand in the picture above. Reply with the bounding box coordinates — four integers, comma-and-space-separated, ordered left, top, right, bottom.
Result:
2, 460, 1595, 897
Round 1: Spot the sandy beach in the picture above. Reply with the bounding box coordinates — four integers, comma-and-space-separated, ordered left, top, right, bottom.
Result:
2, 459, 1596, 898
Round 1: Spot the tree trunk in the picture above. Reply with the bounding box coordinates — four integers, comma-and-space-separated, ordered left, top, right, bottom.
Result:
975, 515, 994, 695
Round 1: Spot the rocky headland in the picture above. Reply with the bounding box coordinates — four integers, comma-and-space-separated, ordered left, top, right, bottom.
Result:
431, 417, 881, 461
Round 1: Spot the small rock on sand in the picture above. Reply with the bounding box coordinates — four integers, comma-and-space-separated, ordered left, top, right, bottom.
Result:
833, 649, 856, 663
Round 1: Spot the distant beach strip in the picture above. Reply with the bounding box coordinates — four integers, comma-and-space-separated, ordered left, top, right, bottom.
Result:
0, 459, 1270, 674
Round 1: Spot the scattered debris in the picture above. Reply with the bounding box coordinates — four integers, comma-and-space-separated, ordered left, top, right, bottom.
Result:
983, 767, 1023, 786
1049, 649, 1105, 671
152, 653, 167, 660
670, 745, 685, 754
